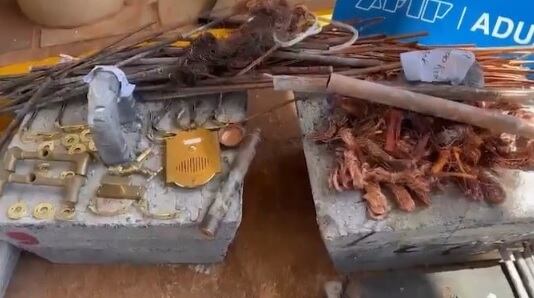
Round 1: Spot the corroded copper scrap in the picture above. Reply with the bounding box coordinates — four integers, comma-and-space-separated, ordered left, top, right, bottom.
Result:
385, 183, 416, 212
316, 95, 534, 220
363, 182, 388, 220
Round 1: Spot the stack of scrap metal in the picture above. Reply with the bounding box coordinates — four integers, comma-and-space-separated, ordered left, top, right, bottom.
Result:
0, 0, 532, 220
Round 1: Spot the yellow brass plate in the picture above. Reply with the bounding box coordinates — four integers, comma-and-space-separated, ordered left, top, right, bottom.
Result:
166, 129, 221, 188
7, 202, 28, 220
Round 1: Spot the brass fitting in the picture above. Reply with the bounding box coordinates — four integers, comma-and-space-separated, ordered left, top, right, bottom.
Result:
61, 134, 80, 147
4, 147, 90, 175
107, 148, 159, 178
68, 143, 87, 155
0, 172, 85, 205
0, 147, 90, 206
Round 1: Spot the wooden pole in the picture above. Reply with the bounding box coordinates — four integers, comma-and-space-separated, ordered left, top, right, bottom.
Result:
388, 82, 534, 104
326, 74, 534, 138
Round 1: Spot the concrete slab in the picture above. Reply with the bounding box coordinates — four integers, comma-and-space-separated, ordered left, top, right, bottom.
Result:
0, 242, 19, 298
344, 265, 514, 298
297, 93, 534, 272
0, 94, 245, 264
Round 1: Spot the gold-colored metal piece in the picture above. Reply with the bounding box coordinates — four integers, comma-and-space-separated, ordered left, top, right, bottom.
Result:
55, 206, 75, 220
7, 202, 28, 220
38, 141, 55, 153
0, 147, 90, 206
0, 172, 85, 206
107, 148, 159, 178
165, 129, 221, 188
60, 171, 76, 179
87, 140, 97, 152
134, 199, 178, 220
108, 165, 161, 178
33, 203, 54, 220
62, 134, 80, 147
135, 148, 152, 163
80, 129, 92, 143
97, 184, 145, 201
35, 162, 51, 174
68, 143, 87, 155
3, 147, 90, 175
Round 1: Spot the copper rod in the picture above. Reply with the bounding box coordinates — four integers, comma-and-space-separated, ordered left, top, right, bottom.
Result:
338, 62, 401, 75
272, 51, 382, 67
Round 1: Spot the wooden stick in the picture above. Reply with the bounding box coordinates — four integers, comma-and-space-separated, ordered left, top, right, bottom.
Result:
196, 74, 271, 86
272, 75, 534, 104
326, 74, 534, 138
338, 62, 401, 75
387, 82, 534, 104
130, 57, 182, 65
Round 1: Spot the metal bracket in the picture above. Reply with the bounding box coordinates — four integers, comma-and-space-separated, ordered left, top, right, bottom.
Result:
97, 184, 145, 201
95, 175, 145, 201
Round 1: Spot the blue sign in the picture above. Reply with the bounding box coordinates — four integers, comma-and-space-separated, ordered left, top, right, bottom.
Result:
333, 0, 534, 46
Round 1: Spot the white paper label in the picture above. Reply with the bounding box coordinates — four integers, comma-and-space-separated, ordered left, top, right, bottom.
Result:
401, 49, 476, 85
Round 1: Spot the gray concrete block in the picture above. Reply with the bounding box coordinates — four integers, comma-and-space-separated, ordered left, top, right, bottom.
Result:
344, 265, 514, 298
0, 242, 19, 298
297, 94, 534, 273
0, 97, 244, 264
